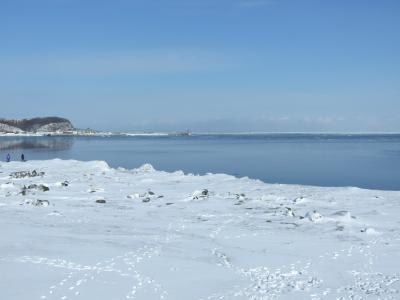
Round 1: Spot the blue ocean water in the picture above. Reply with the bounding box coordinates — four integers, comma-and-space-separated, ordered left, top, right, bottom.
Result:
0, 134, 399, 190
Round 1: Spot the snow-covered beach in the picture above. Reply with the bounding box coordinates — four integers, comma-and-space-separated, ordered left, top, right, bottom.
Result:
1, 159, 399, 300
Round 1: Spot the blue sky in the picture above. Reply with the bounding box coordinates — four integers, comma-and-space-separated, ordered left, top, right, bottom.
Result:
0, 0, 399, 132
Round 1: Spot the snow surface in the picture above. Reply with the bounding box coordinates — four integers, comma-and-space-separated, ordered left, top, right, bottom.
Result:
0, 159, 399, 300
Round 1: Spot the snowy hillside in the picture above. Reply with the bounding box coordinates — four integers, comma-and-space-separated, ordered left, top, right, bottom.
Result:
0, 160, 399, 300
0, 117, 74, 133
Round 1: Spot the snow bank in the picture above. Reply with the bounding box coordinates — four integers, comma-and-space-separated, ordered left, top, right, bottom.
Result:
0, 159, 399, 300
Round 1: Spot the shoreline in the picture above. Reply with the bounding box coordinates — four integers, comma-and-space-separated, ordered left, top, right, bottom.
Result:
1, 131, 400, 137
0, 158, 398, 192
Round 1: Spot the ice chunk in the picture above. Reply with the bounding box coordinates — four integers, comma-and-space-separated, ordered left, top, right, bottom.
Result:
305, 210, 323, 222
133, 164, 155, 173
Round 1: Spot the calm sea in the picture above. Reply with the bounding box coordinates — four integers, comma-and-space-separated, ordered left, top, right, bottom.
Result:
1, 134, 399, 191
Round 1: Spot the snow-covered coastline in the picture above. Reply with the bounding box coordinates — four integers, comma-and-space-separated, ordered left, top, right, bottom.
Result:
0, 131, 114, 137
0, 159, 399, 300
2, 131, 400, 138
0, 131, 182, 137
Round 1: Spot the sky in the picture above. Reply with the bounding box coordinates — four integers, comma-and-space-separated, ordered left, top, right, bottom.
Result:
0, 0, 399, 132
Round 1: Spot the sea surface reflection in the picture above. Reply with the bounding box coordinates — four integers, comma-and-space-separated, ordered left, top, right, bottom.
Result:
1, 134, 399, 190
0, 136, 74, 151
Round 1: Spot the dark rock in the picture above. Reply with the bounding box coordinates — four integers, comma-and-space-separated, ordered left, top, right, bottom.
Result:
36, 199, 50, 206
28, 184, 49, 192
234, 193, 246, 200
283, 207, 295, 217
40, 185, 49, 192
95, 199, 106, 204
142, 198, 151, 203
10, 170, 45, 179
192, 189, 210, 200
22, 199, 50, 206
20, 184, 49, 194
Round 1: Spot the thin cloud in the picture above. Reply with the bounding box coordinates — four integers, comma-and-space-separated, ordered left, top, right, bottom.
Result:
0, 49, 232, 77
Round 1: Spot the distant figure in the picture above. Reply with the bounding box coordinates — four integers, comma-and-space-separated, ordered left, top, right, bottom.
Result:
21, 154, 25, 161
6, 153, 11, 162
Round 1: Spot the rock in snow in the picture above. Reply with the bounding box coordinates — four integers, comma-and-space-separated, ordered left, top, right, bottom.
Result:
192, 189, 209, 200
10, 170, 45, 179
0, 159, 399, 300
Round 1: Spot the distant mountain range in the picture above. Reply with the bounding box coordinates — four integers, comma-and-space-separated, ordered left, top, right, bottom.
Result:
0, 117, 74, 133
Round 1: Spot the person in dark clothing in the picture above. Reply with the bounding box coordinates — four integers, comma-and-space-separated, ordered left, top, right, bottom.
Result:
6, 153, 11, 162
21, 154, 25, 161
